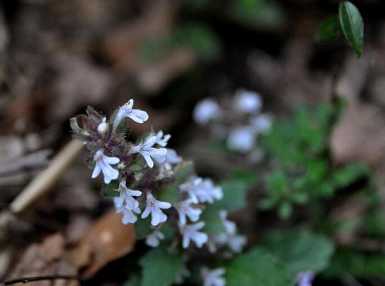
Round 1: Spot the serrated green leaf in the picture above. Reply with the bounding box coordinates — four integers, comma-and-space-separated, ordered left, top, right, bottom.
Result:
140, 249, 184, 286
226, 247, 293, 286
318, 16, 340, 41
338, 1, 364, 56
263, 230, 334, 275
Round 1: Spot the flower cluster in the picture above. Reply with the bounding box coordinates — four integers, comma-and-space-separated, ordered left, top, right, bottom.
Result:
193, 89, 272, 156
71, 99, 246, 285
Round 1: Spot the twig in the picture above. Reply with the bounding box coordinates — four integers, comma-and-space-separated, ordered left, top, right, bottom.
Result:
3, 274, 80, 285
10, 139, 83, 214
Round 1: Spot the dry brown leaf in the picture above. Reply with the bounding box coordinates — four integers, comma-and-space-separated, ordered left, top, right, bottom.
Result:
7, 233, 79, 286
67, 211, 135, 278
330, 102, 385, 167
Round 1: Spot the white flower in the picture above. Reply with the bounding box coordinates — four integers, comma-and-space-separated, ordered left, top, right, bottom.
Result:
210, 211, 246, 253
250, 114, 272, 133
131, 134, 167, 168
141, 193, 172, 226
227, 126, 255, 153
193, 99, 221, 124
297, 272, 314, 286
165, 148, 182, 165
113, 99, 149, 130
91, 149, 120, 184
113, 180, 142, 224
234, 89, 262, 113
114, 199, 139, 224
180, 177, 223, 204
180, 222, 208, 248
97, 117, 109, 135
201, 268, 226, 286
176, 199, 202, 225
145, 230, 165, 247
155, 131, 171, 147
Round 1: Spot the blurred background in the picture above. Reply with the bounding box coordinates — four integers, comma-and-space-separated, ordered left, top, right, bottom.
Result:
1, 0, 385, 285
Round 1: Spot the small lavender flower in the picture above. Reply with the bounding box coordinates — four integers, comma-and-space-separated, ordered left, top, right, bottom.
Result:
234, 89, 262, 113
227, 126, 255, 153
193, 98, 221, 124
155, 131, 171, 147
97, 117, 109, 135
131, 134, 167, 168
145, 230, 165, 247
115, 180, 142, 211
165, 148, 182, 165
180, 177, 223, 204
180, 222, 208, 248
210, 211, 246, 253
114, 198, 140, 224
297, 272, 314, 286
141, 193, 172, 226
201, 267, 226, 286
250, 114, 272, 133
113, 99, 149, 130
176, 199, 202, 225
91, 149, 120, 184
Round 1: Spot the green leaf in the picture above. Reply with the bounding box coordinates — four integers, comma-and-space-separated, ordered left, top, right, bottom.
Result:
332, 163, 368, 188
215, 179, 249, 212
338, 1, 364, 56
140, 249, 184, 286
134, 218, 152, 240
226, 247, 293, 286
100, 181, 119, 198
201, 205, 225, 235
263, 230, 334, 275
318, 16, 340, 41
327, 248, 385, 278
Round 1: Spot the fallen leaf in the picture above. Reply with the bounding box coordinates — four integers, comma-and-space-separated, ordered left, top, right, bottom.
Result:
67, 211, 135, 278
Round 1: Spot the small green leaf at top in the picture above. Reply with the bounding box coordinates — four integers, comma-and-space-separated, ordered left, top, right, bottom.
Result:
338, 1, 364, 56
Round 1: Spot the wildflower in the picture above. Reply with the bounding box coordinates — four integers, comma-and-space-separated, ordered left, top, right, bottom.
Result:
165, 148, 182, 165
155, 131, 171, 147
180, 177, 223, 204
234, 89, 262, 113
176, 199, 202, 225
201, 268, 226, 286
115, 180, 142, 211
250, 114, 272, 133
210, 211, 246, 253
297, 272, 315, 286
91, 149, 120, 184
141, 193, 172, 226
97, 117, 109, 135
180, 222, 208, 248
227, 126, 255, 153
114, 192, 141, 224
193, 99, 221, 124
113, 99, 149, 130
145, 230, 165, 247
131, 134, 167, 168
